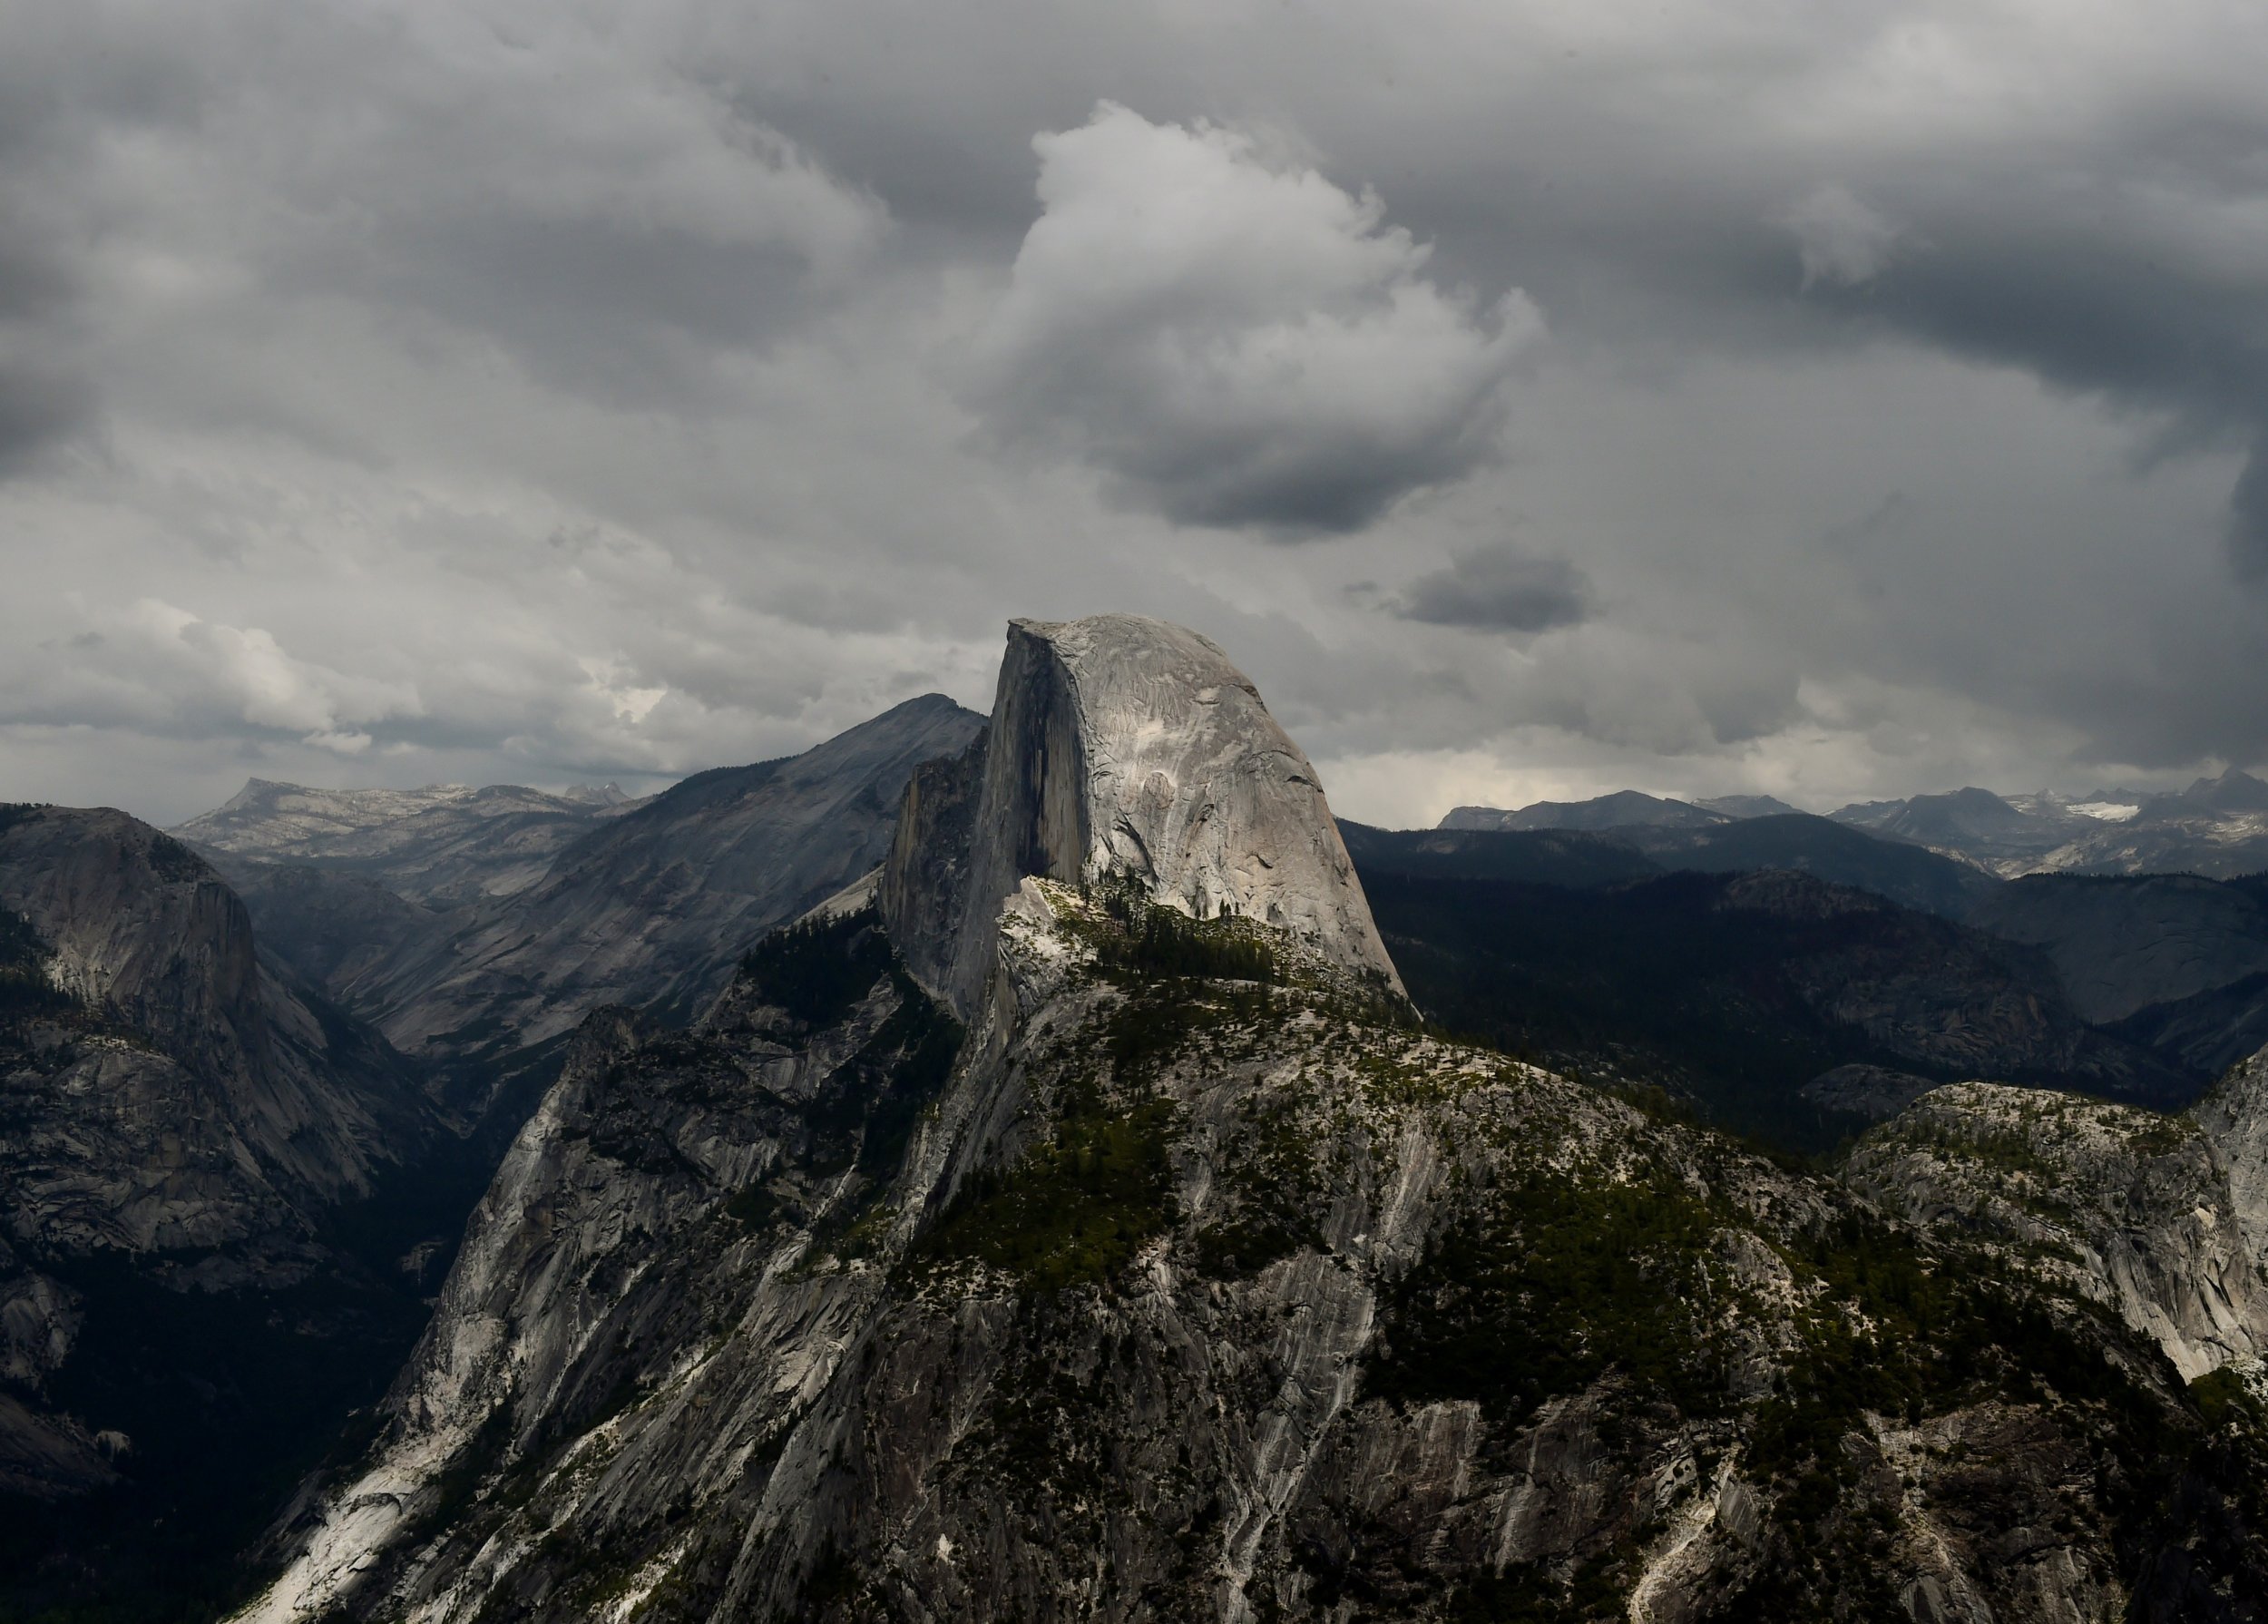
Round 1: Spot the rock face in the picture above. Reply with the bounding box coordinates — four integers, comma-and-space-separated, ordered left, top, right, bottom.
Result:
0, 1233, 111, 1500
0, 807, 426, 1258
2195, 1046, 2268, 1274
882, 616, 1400, 1018
230, 621, 2268, 1624
0, 799, 445, 1575
357, 694, 983, 1065
2110, 970, 2268, 1078
1845, 1080, 2268, 1380
1964, 873, 2268, 1024
220, 864, 441, 1004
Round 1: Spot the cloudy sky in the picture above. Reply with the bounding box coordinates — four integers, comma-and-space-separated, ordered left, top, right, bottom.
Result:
5, 0, 2266, 827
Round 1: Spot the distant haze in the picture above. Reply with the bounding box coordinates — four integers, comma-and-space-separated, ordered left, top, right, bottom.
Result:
5, 3, 2267, 827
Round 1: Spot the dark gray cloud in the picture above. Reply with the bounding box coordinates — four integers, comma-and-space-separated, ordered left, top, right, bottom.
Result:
2230, 435, 2268, 581
0, 364, 90, 475
1391, 546, 1592, 634
5, 2, 2268, 827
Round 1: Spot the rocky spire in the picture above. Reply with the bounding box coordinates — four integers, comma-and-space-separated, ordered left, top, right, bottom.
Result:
881, 614, 1402, 1016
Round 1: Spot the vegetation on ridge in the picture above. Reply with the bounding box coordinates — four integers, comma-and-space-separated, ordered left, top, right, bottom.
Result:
914, 1080, 1178, 1290
737, 907, 895, 1032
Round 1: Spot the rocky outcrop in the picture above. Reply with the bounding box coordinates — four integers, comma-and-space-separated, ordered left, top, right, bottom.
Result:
882, 616, 1400, 1018
0, 807, 427, 1245
0, 801, 445, 1553
2195, 1044, 2268, 1274
1844, 1081, 2268, 1380
1799, 1062, 1937, 1121
235, 885, 2268, 1624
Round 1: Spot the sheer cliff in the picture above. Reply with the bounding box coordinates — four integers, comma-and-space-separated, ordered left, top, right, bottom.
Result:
879, 616, 1400, 1019
231, 620, 2268, 1624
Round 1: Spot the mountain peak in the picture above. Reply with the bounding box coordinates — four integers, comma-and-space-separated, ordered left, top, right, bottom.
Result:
2175, 767, 2268, 812
1694, 792, 1803, 818
882, 614, 1400, 1016
220, 777, 298, 809
1441, 789, 1727, 833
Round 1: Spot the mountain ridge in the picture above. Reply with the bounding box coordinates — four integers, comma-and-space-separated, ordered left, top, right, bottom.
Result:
354, 692, 985, 1070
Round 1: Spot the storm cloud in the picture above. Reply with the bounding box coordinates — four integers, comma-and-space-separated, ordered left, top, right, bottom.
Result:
1391, 547, 1592, 634
3, 1, 2267, 827
0, 364, 90, 475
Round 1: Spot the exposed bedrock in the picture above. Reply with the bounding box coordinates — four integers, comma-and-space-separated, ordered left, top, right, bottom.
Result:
882, 614, 1402, 1017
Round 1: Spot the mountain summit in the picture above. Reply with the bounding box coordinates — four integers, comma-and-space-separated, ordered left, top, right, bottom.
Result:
883, 615, 1401, 1017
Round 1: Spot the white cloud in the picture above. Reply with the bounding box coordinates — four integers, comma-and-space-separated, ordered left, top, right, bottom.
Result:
964, 103, 1541, 534
578, 656, 668, 724
0, 599, 421, 754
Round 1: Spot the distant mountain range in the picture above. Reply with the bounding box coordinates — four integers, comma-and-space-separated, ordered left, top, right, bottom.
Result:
180, 753, 2268, 1144
1346, 814, 1996, 919
1344, 827, 2194, 1148
173, 755, 2268, 1134
174, 699, 985, 1113
1370, 805, 2268, 1120
1442, 788, 1734, 832
177, 778, 649, 907
1444, 768, 2268, 879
